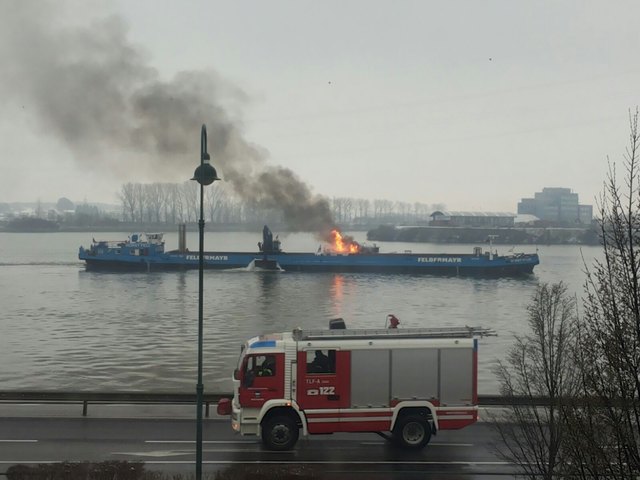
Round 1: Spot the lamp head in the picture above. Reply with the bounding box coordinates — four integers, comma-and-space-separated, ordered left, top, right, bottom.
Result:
191, 162, 219, 186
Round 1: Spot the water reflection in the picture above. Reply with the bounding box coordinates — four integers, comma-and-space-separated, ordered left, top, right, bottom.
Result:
175, 271, 187, 294
331, 274, 345, 301
258, 271, 281, 298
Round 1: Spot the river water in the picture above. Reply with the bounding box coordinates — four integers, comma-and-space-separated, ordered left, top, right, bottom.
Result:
0, 230, 602, 394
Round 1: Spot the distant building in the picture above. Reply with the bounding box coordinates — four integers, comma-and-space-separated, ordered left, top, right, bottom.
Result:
578, 204, 593, 224
518, 187, 592, 224
430, 211, 515, 227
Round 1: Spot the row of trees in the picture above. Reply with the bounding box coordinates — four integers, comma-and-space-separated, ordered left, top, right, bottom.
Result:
117, 181, 444, 226
493, 111, 640, 478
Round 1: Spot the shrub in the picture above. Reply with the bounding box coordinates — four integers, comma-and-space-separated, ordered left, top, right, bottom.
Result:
6, 461, 145, 480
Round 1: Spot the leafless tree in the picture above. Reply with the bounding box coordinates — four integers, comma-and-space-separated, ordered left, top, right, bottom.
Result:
492, 110, 640, 479
205, 181, 227, 223
343, 197, 353, 223
171, 183, 186, 224
331, 197, 345, 223
491, 282, 580, 480
413, 202, 433, 223
145, 183, 164, 223
133, 183, 146, 223
373, 199, 393, 220
354, 198, 370, 221
224, 199, 242, 223
564, 109, 640, 479
394, 201, 410, 222
181, 181, 199, 223
161, 183, 174, 224
118, 180, 445, 227
119, 183, 137, 222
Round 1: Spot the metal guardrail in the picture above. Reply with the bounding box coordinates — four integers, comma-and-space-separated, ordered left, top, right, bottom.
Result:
0, 391, 229, 417
0, 391, 554, 417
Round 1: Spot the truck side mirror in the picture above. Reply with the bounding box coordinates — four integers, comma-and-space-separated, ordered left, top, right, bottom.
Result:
217, 398, 232, 416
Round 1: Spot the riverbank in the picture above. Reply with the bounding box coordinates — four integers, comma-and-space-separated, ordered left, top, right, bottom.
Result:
1, 220, 600, 245
367, 224, 600, 245
0, 221, 300, 234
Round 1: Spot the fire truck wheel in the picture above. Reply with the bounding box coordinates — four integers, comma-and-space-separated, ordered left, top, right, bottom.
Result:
261, 415, 299, 451
393, 415, 431, 449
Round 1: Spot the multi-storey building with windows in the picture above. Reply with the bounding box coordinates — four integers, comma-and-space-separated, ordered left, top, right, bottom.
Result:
518, 187, 592, 224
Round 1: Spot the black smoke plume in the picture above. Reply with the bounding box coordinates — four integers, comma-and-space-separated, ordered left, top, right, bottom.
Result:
0, 2, 335, 233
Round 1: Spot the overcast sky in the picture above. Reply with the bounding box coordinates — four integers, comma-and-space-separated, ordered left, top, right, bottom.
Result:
1, 0, 639, 212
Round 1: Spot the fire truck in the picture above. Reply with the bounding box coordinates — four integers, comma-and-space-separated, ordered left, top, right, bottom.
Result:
217, 317, 494, 451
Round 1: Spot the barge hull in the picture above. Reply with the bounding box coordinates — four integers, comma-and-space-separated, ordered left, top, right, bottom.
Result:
78, 227, 539, 276
81, 252, 538, 275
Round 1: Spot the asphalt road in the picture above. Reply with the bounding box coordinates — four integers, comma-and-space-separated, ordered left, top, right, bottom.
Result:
0, 413, 519, 479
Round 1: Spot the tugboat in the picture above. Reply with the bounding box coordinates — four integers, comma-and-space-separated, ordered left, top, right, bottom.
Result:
254, 225, 282, 270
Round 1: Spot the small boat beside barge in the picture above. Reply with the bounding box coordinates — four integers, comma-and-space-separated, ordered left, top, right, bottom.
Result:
78, 225, 539, 275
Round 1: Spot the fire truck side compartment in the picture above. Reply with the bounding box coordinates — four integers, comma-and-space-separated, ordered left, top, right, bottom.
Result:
350, 349, 390, 407
440, 348, 474, 404
391, 348, 439, 400
350, 344, 472, 409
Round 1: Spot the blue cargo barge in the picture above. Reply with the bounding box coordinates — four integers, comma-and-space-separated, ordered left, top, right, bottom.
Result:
78, 226, 539, 275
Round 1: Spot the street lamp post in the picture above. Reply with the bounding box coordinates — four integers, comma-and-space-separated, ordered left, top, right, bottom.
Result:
191, 124, 220, 480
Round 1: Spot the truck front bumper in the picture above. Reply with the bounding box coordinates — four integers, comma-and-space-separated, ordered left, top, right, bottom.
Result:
232, 404, 260, 435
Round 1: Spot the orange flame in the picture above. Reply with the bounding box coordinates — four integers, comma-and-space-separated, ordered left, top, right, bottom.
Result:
330, 229, 360, 253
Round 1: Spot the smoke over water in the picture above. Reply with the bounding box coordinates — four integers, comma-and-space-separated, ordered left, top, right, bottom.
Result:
0, 2, 335, 234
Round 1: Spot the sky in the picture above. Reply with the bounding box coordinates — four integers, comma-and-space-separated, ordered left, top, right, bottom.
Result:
1, 0, 640, 213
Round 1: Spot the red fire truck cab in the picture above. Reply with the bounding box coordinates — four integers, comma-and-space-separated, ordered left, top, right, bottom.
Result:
217, 319, 493, 451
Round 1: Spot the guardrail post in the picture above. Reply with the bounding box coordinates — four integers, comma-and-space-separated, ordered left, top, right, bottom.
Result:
82, 400, 88, 416
205, 401, 210, 418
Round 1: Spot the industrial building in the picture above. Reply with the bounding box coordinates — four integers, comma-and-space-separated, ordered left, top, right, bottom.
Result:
518, 187, 592, 225
429, 211, 515, 227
